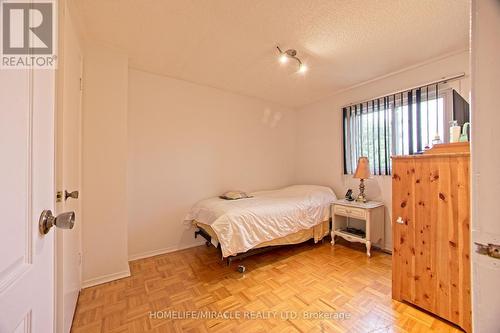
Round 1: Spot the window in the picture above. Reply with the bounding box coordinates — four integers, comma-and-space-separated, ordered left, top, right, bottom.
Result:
343, 85, 468, 175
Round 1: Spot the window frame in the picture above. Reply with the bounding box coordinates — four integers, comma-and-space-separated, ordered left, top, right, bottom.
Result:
342, 87, 454, 176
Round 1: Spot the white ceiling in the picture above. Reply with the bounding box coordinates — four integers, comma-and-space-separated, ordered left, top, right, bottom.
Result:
74, 0, 469, 108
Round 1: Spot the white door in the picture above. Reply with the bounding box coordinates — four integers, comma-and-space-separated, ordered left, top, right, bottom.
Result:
55, 4, 83, 332
471, 1, 500, 332
0, 68, 56, 331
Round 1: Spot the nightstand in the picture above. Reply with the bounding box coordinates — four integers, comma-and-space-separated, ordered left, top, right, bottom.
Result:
331, 199, 385, 257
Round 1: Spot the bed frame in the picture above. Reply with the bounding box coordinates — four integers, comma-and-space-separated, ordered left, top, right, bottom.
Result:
194, 221, 330, 273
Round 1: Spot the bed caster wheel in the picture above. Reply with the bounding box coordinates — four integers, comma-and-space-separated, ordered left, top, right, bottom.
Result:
205, 241, 210, 247
237, 265, 246, 273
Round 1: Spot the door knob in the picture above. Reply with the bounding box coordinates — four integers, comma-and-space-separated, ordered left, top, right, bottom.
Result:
39, 210, 75, 235
65, 190, 79, 200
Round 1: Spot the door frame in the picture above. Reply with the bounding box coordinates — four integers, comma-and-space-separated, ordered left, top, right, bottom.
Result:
54, 0, 84, 331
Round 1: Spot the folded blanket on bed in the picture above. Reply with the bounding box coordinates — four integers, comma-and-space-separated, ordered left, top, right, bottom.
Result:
184, 185, 336, 257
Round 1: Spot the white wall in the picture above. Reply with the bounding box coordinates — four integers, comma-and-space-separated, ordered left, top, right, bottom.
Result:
295, 51, 470, 250
471, 1, 500, 332
127, 69, 297, 259
81, 44, 130, 286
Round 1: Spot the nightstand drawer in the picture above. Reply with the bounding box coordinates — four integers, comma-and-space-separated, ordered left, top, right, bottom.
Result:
333, 205, 366, 219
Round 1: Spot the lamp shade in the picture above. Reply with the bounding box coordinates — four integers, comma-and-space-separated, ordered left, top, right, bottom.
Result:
353, 157, 371, 179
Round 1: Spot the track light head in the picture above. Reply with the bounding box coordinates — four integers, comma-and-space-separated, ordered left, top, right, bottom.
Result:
279, 53, 289, 64
298, 63, 308, 74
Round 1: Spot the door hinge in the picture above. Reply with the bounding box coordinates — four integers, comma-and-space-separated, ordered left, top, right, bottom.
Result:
56, 191, 63, 203
475, 242, 500, 259
79, 77, 83, 91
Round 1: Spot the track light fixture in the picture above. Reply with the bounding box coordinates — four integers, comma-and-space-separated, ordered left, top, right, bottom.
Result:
276, 45, 308, 74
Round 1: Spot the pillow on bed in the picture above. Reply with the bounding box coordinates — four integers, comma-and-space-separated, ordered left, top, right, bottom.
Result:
219, 191, 252, 200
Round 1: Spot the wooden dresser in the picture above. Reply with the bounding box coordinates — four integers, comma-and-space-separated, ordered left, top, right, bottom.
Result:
392, 143, 471, 332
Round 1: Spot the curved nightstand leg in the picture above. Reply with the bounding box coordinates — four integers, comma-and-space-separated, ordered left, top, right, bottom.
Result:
366, 241, 371, 257
331, 231, 335, 245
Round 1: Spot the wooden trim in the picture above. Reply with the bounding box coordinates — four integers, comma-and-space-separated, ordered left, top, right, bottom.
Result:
423, 142, 470, 155
392, 152, 470, 160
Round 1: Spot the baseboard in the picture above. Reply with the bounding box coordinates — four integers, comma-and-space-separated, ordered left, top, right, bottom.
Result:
128, 240, 391, 261
128, 241, 204, 262
81, 269, 131, 289
381, 248, 393, 254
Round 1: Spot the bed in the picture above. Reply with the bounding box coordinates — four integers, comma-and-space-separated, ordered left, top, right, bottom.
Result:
184, 185, 336, 271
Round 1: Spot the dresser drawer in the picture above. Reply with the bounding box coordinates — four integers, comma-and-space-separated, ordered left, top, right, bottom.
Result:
333, 205, 366, 219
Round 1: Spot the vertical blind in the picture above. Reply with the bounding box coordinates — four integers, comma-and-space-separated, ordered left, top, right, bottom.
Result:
343, 84, 444, 175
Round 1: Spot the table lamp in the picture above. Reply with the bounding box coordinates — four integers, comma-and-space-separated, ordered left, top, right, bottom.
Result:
353, 157, 371, 203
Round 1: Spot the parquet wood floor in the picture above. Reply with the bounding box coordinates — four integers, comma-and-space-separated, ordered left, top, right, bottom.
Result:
72, 240, 463, 333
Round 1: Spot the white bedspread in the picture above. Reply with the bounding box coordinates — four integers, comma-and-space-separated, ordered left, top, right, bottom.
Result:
184, 185, 336, 257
